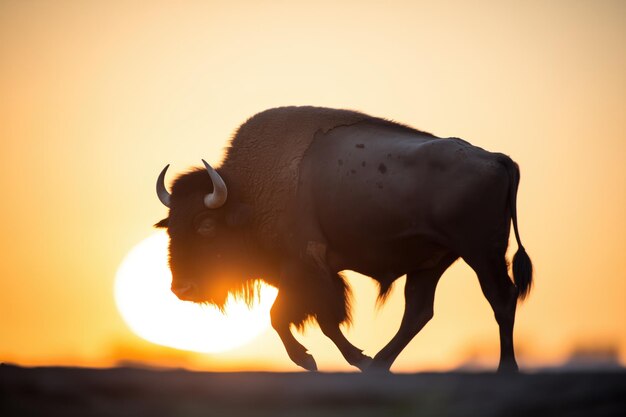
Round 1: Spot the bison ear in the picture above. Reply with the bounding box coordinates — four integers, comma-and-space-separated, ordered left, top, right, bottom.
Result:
154, 218, 169, 228
226, 204, 252, 227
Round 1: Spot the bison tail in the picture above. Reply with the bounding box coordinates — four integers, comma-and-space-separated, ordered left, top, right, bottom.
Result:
513, 246, 533, 301
499, 155, 533, 301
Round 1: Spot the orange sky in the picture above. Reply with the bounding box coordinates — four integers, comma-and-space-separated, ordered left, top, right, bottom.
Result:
1, 0, 624, 372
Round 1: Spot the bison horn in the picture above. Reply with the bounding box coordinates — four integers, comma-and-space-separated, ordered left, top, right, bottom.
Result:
202, 159, 228, 209
156, 164, 172, 208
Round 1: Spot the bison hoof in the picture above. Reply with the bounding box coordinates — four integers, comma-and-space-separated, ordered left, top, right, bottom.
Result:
363, 359, 392, 374
293, 352, 318, 372
353, 355, 373, 372
497, 361, 519, 374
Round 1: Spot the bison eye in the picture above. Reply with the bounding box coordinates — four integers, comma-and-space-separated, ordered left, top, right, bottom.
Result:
196, 218, 217, 237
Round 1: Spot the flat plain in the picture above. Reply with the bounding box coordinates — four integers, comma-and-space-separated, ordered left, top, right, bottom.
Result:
1, 364, 625, 417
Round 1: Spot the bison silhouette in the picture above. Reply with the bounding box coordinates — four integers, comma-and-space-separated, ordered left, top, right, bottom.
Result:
154, 106, 532, 373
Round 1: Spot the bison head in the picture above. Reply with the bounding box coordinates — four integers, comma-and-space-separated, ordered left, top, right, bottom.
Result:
154, 160, 260, 310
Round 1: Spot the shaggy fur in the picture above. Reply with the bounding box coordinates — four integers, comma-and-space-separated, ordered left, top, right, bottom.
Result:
165, 106, 438, 312
219, 107, 367, 249
219, 106, 433, 250
376, 281, 396, 307
205, 279, 263, 313
282, 271, 353, 330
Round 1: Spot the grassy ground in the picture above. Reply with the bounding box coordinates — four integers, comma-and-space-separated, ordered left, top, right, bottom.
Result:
1, 364, 625, 417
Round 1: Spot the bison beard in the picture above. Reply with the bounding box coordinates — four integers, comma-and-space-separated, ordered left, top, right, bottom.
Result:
156, 106, 533, 373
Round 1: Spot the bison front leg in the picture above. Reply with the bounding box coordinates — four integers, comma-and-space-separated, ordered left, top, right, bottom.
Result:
270, 292, 317, 371
299, 262, 372, 371
273, 260, 370, 371
316, 314, 373, 371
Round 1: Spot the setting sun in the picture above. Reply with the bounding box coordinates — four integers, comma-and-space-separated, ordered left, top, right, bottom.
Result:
114, 231, 278, 353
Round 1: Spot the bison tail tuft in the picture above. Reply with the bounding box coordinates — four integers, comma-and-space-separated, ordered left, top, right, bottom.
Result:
498, 154, 534, 302
512, 246, 533, 301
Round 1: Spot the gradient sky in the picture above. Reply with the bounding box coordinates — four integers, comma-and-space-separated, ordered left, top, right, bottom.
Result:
1, 0, 624, 372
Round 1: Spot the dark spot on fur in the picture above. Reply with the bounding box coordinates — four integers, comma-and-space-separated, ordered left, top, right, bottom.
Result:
355, 143, 365, 149
455, 148, 468, 160
377, 183, 383, 189
338, 159, 343, 166
378, 163, 387, 174
361, 161, 366, 167
387, 153, 392, 158
351, 169, 356, 174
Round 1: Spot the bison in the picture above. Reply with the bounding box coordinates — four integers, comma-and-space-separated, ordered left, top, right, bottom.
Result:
154, 106, 533, 373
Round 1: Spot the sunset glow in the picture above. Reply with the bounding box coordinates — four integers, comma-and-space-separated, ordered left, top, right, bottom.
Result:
115, 231, 277, 353
0, 1, 624, 372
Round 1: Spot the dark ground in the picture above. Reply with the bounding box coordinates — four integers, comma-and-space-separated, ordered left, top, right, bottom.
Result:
1, 364, 625, 417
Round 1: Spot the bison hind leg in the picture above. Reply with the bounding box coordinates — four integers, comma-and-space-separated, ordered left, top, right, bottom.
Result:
463, 251, 519, 373
369, 253, 457, 372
